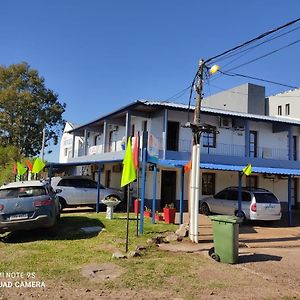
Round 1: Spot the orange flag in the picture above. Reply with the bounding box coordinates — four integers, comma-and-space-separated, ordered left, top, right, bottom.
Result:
132, 132, 139, 170
25, 160, 33, 171
13, 163, 17, 175
184, 160, 192, 174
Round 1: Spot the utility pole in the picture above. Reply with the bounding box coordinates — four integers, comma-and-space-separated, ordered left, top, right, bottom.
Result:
41, 128, 46, 161
189, 59, 205, 243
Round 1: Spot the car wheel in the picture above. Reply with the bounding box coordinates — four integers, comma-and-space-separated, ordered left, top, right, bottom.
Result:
201, 202, 211, 215
235, 210, 246, 224
58, 197, 67, 212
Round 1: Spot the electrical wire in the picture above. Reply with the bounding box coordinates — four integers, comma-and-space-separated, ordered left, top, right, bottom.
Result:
219, 70, 298, 89
206, 17, 300, 64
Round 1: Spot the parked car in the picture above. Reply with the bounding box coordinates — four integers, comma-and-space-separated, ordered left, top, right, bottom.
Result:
0, 180, 60, 234
50, 176, 123, 211
200, 186, 282, 222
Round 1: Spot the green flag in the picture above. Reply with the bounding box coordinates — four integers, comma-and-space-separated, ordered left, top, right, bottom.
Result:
17, 162, 27, 176
32, 157, 46, 174
242, 164, 252, 176
121, 137, 136, 187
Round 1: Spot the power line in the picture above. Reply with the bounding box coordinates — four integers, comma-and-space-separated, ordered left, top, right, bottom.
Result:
206, 17, 300, 64
226, 39, 300, 72
219, 70, 298, 89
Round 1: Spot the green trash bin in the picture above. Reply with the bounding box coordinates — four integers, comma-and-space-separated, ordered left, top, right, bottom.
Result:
209, 215, 239, 264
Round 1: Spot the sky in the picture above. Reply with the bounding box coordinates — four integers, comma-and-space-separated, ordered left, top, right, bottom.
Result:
0, 0, 300, 161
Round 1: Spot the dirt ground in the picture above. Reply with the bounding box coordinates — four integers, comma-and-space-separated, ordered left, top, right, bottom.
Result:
0, 212, 300, 300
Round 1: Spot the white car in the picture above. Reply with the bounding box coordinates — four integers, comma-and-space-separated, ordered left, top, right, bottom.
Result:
50, 176, 123, 211
200, 187, 282, 222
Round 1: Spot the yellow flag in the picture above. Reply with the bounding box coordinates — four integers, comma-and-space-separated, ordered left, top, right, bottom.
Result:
121, 137, 136, 187
17, 162, 27, 176
32, 157, 46, 174
242, 164, 252, 176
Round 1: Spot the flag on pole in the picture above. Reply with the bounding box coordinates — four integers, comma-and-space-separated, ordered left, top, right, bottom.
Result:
184, 160, 192, 174
242, 164, 252, 176
32, 157, 46, 174
13, 163, 17, 175
25, 160, 33, 172
132, 132, 139, 170
121, 137, 137, 187
17, 162, 27, 176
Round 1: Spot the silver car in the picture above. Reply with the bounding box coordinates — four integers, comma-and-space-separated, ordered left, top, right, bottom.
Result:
0, 181, 60, 233
50, 176, 123, 211
200, 187, 282, 222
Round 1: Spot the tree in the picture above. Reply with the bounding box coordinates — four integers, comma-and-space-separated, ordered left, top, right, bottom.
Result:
0, 145, 20, 185
0, 62, 66, 157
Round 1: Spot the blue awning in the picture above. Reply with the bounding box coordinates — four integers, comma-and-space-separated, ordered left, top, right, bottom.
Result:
151, 158, 300, 176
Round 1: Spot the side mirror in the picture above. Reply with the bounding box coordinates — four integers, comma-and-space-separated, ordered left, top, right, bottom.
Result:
55, 189, 62, 194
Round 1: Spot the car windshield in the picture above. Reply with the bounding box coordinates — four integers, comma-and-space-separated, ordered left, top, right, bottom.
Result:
0, 187, 46, 198
254, 192, 279, 203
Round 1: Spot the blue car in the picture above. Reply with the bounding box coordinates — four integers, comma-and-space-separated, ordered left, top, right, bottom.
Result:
0, 181, 60, 234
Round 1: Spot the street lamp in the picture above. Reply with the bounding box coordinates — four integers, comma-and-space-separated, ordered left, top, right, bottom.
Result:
188, 60, 219, 243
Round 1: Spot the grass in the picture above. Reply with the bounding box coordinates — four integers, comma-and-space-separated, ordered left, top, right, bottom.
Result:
0, 212, 298, 299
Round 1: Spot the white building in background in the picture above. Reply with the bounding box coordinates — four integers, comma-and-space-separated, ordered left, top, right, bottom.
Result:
59, 121, 83, 163
267, 88, 300, 119
57, 83, 300, 215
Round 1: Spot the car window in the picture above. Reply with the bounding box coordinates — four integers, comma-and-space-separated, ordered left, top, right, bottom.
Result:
0, 187, 46, 198
58, 179, 83, 188
82, 179, 97, 188
242, 192, 251, 202
214, 190, 227, 199
227, 190, 238, 201
254, 192, 279, 203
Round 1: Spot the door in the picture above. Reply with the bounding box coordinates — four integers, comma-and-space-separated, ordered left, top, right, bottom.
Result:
161, 170, 176, 209
167, 121, 179, 151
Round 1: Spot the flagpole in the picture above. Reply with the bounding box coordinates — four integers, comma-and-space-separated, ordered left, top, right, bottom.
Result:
125, 184, 131, 253
136, 132, 140, 237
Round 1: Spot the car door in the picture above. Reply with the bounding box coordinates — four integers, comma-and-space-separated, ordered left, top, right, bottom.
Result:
57, 178, 82, 206
80, 179, 99, 205
223, 190, 238, 215
210, 190, 228, 214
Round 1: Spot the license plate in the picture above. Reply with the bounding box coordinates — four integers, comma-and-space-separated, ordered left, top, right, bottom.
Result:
9, 214, 28, 220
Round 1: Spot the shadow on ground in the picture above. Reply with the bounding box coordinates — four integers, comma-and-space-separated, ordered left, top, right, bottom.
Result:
238, 252, 282, 263
1, 216, 105, 244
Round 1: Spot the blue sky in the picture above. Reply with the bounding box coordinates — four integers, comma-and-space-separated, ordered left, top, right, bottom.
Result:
1, 1, 300, 161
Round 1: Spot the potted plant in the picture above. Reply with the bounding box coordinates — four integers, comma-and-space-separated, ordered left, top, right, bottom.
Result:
155, 211, 164, 222
163, 203, 176, 224
144, 206, 152, 218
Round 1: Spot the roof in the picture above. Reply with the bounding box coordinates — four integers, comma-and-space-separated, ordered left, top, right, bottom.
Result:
69, 99, 300, 133
151, 158, 300, 176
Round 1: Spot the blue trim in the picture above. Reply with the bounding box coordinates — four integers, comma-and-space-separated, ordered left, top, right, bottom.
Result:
238, 172, 242, 217
139, 148, 147, 235
180, 167, 184, 224
96, 162, 101, 213
288, 176, 292, 226
152, 165, 157, 224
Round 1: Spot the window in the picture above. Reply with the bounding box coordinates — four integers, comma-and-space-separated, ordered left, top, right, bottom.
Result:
167, 121, 179, 151
246, 176, 258, 188
214, 190, 227, 199
277, 105, 282, 115
203, 129, 216, 148
202, 173, 215, 195
94, 135, 99, 145
64, 148, 68, 157
293, 136, 297, 161
249, 131, 258, 157
285, 104, 290, 115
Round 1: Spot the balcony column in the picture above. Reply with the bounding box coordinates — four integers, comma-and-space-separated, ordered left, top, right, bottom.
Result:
71, 133, 75, 158
84, 129, 88, 156
125, 111, 131, 142
163, 109, 168, 159
288, 126, 293, 160
288, 175, 292, 226
103, 121, 107, 153
244, 119, 250, 157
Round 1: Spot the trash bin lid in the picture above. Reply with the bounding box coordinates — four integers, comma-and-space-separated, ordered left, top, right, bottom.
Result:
209, 215, 239, 224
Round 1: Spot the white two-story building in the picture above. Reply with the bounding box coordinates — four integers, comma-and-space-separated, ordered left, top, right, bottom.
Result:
56, 83, 300, 221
